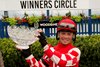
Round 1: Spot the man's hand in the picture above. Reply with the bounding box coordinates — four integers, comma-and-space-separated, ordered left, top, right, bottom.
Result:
16, 46, 31, 58
37, 29, 48, 47
21, 48, 31, 58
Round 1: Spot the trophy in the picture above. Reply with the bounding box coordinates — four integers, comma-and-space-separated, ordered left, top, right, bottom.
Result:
7, 26, 40, 49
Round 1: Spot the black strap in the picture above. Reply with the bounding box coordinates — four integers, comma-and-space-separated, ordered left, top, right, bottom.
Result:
41, 58, 49, 67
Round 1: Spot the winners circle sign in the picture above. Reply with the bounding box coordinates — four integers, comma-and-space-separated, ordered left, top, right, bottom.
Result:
20, 0, 77, 9
0, 0, 90, 10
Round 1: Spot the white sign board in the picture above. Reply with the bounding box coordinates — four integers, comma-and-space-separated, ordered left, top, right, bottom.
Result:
0, 0, 90, 10
0, 0, 6, 10
89, 0, 100, 9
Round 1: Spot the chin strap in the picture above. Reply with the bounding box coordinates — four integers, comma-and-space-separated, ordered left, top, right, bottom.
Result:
72, 33, 76, 42
56, 32, 59, 40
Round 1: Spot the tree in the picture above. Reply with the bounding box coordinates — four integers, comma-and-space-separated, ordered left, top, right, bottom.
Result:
0, 51, 4, 67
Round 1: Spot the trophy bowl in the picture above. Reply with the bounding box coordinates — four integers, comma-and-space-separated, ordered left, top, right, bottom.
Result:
7, 26, 40, 49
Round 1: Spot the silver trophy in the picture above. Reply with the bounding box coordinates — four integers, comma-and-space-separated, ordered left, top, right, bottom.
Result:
7, 26, 40, 49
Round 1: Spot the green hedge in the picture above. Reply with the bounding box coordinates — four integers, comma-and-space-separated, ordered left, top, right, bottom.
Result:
0, 35, 100, 67
75, 35, 100, 67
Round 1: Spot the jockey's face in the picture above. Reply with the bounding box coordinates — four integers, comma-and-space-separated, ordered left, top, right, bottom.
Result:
58, 31, 73, 45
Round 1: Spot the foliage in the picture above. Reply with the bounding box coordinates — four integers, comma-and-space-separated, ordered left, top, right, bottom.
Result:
3, 18, 17, 26
1, 12, 100, 26
74, 35, 100, 67
91, 15, 97, 19
66, 11, 71, 17
28, 16, 42, 25
0, 38, 29, 67
1, 13, 42, 26
71, 15, 82, 22
91, 14, 100, 19
49, 16, 62, 23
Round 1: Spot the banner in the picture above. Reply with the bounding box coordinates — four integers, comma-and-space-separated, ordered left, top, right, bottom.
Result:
0, 0, 90, 10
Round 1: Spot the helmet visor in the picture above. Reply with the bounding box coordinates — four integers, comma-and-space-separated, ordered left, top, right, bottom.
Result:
57, 23, 76, 30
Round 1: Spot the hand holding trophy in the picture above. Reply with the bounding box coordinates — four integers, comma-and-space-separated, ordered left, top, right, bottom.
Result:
7, 26, 40, 49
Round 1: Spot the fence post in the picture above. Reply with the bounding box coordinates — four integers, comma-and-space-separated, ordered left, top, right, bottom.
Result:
88, 9, 91, 17
4, 22, 9, 38
45, 28, 50, 37
0, 20, 5, 38
4, 11, 8, 17
88, 17, 92, 35
47, 10, 49, 20
88, 9, 92, 35
0, 20, 1, 38
81, 20, 84, 35
44, 10, 50, 37
96, 19, 99, 34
